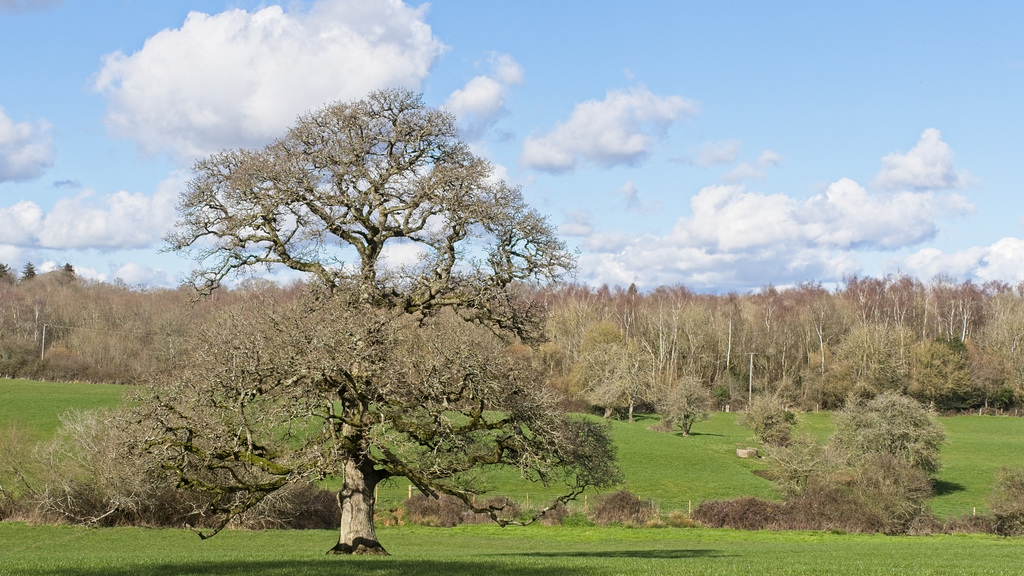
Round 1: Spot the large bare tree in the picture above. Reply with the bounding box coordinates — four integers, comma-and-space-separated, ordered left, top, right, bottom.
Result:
149, 89, 619, 555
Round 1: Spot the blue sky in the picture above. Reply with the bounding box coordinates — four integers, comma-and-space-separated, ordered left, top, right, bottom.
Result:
1, 0, 1023, 292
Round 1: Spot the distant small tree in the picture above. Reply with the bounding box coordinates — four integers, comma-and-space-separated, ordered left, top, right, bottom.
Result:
830, 391, 945, 475
656, 375, 711, 436
742, 395, 796, 446
0, 263, 14, 284
909, 338, 978, 411
572, 321, 649, 421
20, 262, 36, 281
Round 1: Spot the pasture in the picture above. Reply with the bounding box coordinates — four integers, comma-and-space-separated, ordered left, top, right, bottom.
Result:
2, 522, 1022, 576
5, 377, 1024, 574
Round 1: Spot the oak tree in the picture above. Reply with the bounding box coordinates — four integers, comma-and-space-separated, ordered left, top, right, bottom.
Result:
148, 89, 619, 555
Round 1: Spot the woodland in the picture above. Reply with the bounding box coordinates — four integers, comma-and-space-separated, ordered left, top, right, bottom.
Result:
1, 266, 1021, 417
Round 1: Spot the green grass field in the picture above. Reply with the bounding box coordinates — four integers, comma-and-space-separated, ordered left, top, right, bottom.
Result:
4, 377, 1024, 517
3, 522, 1023, 576
0, 378, 126, 442
7, 377, 1024, 574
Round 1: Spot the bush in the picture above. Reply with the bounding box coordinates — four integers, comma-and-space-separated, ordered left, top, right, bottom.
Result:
667, 510, 695, 528
990, 467, 1024, 535
463, 496, 522, 524
831, 391, 946, 475
538, 500, 569, 526
589, 490, 656, 526
695, 454, 933, 535
403, 493, 469, 527
693, 497, 786, 530
239, 482, 339, 529
742, 396, 796, 446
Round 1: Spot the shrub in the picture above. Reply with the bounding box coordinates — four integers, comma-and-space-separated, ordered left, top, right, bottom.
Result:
589, 490, 656, 526
464, 496, 522, 524
742, 396, 796, 446
990, 466, 1024, 535
538, 500, 569, 526
239, 482, 339, 530
695, 454, 933, 535
693, 497, 786, 530
403, 493, 469, 527
941, 514, 995, 534
847, 453, 933, 534
667, 510, 695, 528
830, 391, 946, 475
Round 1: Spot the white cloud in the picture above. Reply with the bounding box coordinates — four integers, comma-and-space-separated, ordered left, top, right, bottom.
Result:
0, 245, 21, 265
112, 262, 174, 286
93, 0, 446, 162
873, 128, 970, 190
380, 240, 427, 269
694, 139, 741, 168
618, 181, 641, 211
572, 177, 973, 290
0, 201, 44, 244
0, 172, 183, 250
559, 210, 593, 237
446, 53, 523, 140
520, 86, 699, 173
0, 106, 54, 182
722, 149, 783, 183
615, 180, 661, 213
758, 150, 784, 167
899, 238, 1024, 284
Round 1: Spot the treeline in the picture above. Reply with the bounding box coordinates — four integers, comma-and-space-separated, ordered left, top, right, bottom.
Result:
538, 275, 1024, 415
3, 265, 1024, 413
0, 265, 303, 383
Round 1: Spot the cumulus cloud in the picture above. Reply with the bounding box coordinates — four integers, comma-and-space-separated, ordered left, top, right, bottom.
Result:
93, 0, 446, 161
0, 106, 54, 182
573, 178, 973, 290
0, 173, 182, 250
520, 86, 699, 173
446, 53, 523, 140
899, 238, 1024, 284
873, 128, 970, 190
112, 262, 174, 286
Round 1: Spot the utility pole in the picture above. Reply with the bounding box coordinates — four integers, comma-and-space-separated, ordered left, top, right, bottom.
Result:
747, 352, 756, 402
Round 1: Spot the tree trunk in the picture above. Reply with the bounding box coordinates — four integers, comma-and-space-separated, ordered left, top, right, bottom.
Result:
328, 458, 387, 555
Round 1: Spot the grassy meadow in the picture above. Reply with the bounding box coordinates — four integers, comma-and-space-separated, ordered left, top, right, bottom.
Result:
5, 377, 1024, 574
0, 378, 126, 442
2, 522, 1022, 576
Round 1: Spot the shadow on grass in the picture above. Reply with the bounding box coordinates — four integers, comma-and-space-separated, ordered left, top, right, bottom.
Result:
522, 548, 728, 560
14, 559, 582, 576
933, 479, 966, 497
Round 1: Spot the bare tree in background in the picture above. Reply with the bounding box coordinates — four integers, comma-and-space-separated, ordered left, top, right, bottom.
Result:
148, 89, 620, 555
